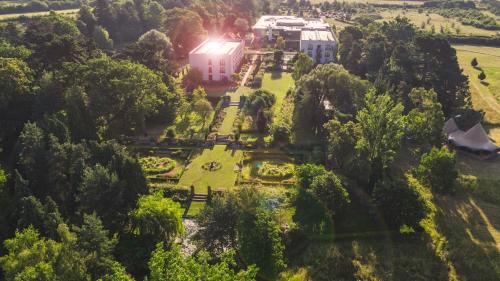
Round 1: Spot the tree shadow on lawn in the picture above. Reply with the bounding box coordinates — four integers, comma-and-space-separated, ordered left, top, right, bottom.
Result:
271, 71, 282, 80
434, 194, 500, 280
287, 186, 451, 280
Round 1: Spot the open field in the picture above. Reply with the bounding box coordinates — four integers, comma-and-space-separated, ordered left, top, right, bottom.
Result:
0, 8, 79, 21
453, 44, 500, 127
177, 145, 242, 194
310, 0, 423, 5
378, 9, 500, 37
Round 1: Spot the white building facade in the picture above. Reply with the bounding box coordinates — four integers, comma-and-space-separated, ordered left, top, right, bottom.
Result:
300, 30, 337, 64
189, 38, 245, 82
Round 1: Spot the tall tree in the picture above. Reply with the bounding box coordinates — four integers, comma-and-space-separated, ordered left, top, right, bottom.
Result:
356, 90, 405, 190
163, 8, 207, 57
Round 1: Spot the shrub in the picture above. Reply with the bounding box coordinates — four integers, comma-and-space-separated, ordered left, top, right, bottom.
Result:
256, 161, 294, 180
471, 57, 478, 67
478, 71, 486, 80
139, 156, 176, 175
416, 146, 458, 194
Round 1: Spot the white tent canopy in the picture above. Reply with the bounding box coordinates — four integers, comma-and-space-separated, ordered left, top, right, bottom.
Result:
443, 118, 499, 153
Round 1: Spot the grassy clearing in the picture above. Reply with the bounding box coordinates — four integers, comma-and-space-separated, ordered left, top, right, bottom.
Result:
310, 0, 423, 5
177, 145, 242, 194
0, 8, 79, 21
218, 106, 238, 135
261, 71, 294, 117
454, 44, 500, 127
378, 9, 499, 37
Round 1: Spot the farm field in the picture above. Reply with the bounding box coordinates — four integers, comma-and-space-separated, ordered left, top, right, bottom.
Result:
310, 0, 423, 5
453, 44, 500, 128
177, 145, 242, 194
0, 8, 79, 21
378, 9, 499, 37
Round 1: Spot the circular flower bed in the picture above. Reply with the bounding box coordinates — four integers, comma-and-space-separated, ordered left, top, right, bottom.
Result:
202, 161, 222, 171
256, 161, 294, 180
139, 156, 176, 175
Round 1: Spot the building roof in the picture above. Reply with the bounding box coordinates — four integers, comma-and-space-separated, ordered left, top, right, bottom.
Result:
190, 39, 242, 56
444, 118, 499, 152
253, 15, 330, 31
301, 30, 335, 41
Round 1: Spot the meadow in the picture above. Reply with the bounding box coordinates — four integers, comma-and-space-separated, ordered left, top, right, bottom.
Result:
453, 44, 500, 128
0, 8, 79, 21
378, 9, 500, 37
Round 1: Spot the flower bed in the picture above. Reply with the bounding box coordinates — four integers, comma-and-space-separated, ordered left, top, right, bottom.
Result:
139, 156, 176, 175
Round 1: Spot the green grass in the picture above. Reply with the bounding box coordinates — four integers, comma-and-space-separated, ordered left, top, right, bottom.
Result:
218, 106, 238, 135
177, 145, 242, 194
0, 8, 79, 21
261, 71, 294, 116
454, 44, 500, 128
378, 9, 500, 37
185, 201, 206, 217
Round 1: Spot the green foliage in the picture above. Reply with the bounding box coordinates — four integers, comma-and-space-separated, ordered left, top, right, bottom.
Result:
0, 40, 32, 59
356, 90, 405, 188
164, 8, 207, 57
256, 161, 294, 180
147, 244, 257, 281
183, 67, 203, 92
60, 56, 174, 139
416, 146, 458, 194
373, 178, 429, 230
238, 209, 286, 279
471, 57, 478, 67
478, 71, 486, 80
0, 225, 91, 281
292, 52, 314, 81
310, 171, 350, 218
130, 192, 184, 243
295, 164, 327, 189
324, 119, 360, 172
244, 89, 276, 117
406, 88, 445, 146
139, 156, 176, 175
293, 63, 368, 135
92, 26, 113, 50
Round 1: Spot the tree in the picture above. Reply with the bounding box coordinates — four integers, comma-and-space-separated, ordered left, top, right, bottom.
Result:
471, 57, 478, 67
0, 40, 32, 59
93, 26, 114, 50
234, 18, 249, 36
238, 209, 286, 279
130, 192, 184, 243
164, 8, 207, 57
416, 146, 458, 194
406, 88, 445, 146
356, 90, 405, 190
78, 5, 98, 35
373, 177, 429, 230
273, 50, 284, 64
478, 71, 486, 81
73, 213, 118, 280
243, 90, 276, 117
293, 64, 368, 135
275, 36, 285, 50
121, 29, 173, 75
296, 164, 328, 189
292, 52, 314, 81
61, 57, 174, 139
147, 244, 257, 281
324, 119, 360, 172
196, 193, 240, 257
0, 225, 90, 281
183, 68, 203, 92
24, 12, 87, 71
310, 171, 350, 218
193, 99, 213, 129
0, 58, 34, 152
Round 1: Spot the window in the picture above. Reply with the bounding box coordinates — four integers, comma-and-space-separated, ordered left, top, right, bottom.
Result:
208, 67, 212, 73
208, 59, 212, 65
325, 52, 330, 57
308, 44, 313, 50
208, 74, 212, 81
220, 66, 226, 74
307, 51, 313, 57
220, 59, 225, 66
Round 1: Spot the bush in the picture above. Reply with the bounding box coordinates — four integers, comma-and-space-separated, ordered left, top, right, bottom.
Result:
256, 161, 294, 180
139, 156, 176, 175
416, 146, 458, 194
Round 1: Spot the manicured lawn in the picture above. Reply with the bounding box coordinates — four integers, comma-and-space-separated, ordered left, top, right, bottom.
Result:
454, 44, 500, 126
177, 145, 242, 194
261, 71, 294, 116
218, 106, 238, 135
185, 201, 206, 217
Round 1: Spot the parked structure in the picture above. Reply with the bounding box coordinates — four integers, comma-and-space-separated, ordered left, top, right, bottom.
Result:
252, 15, 337, 62
443, 118, 499, 155
189, 38, 245, 82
